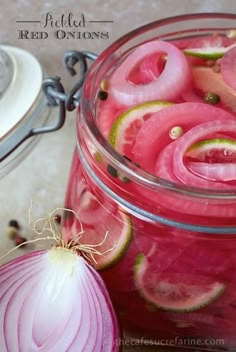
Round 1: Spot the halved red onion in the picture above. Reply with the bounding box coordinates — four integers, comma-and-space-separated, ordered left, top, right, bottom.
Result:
221, 46, 236, 91
0, 249, 119, 352
109, 40, 191, 106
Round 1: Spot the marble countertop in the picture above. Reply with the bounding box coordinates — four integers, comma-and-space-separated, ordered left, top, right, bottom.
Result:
0, 1, 236, 351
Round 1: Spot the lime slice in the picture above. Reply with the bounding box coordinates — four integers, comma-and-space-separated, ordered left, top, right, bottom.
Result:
108, 100, 173, 157
184, 43, 236, 59
134, 254, 225, 312
185, 138, 236, 163
80, 210, 133, 271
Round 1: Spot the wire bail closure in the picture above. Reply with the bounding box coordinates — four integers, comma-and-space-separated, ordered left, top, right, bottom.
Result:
0, 50, 97, 163
34, 50, 98, 136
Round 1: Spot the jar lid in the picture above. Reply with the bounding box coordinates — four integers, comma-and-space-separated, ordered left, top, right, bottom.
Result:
0, 45, 43, 139
0, 45, 51, 178
0, 46, 97, 178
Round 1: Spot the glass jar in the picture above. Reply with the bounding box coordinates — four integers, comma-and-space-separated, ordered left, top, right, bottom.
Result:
63, 13, 236, 351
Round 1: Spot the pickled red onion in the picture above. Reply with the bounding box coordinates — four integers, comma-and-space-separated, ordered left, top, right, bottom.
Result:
192, 66, 236, 112
133, 103, 235, 173
97, 99, 124, 138
221, 47, 236, 91
128, 52, 164, 84
173, 120, 236, 189
109, 41, 191, 106
154, 141, 178, 182
0, 249, 119, 352
187, 162, 236, 182
152, 135, 236, 217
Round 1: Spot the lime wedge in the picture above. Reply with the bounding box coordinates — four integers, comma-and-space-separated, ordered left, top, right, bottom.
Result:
184, 43, 236, 60
81, 210, 133, 271
134, 254, 225, 312
108, 100, 173, 157
185, 138, 236, 163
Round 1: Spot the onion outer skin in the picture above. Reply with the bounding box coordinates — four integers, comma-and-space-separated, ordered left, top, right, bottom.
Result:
0, 248, 120, 352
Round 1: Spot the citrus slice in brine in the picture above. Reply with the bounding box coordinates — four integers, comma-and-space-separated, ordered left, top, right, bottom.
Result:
108, 100, 173, 158
185, 138, 236, 182
134, 253, 226, 312
184, 43, 236, 59
185, 138, 236, 163
72, 210, 133, 271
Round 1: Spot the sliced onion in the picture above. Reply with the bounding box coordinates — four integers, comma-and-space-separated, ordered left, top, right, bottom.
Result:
181, 86, 203, 103
133, 102, 235, 173
128, 52, 164, 84
192, 66, 236, 112
173, 120, 236, 189
75, 170, 116, 226
133, 112, 236, 217
97, 99, 124, 138
187, 162, 236, 182
153, 140, 236, 217
221, 46, 236, 91
155, 141, 178, 182
0, 249, 119, 352
109, 40, 191, 106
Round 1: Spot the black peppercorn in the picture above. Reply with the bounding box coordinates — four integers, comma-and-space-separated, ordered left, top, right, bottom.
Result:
204, 92, 220, 105
107, 164, 118, 178
98, 90, 108, 101
8, 219, 20, 230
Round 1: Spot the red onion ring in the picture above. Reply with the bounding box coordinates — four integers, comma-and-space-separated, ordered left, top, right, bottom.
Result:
187, 162, 236, 182
221, 47, 236, 91
173, 120, 236, 189
109, 40, 191, 106
133, 102, 235, 173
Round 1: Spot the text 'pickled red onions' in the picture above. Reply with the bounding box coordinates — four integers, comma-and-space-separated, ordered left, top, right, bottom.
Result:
0, 248, 120, 352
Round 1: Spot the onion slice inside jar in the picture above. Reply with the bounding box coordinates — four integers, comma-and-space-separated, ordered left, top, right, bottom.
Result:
187, 162, 236, 182
220, 46, 236, 91
133, 102, 235, 173
109, 40, 191, 106
173, 120, 236, 189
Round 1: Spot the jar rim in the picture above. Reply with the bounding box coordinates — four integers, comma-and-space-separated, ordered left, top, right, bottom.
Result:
81, 12, 236, 201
